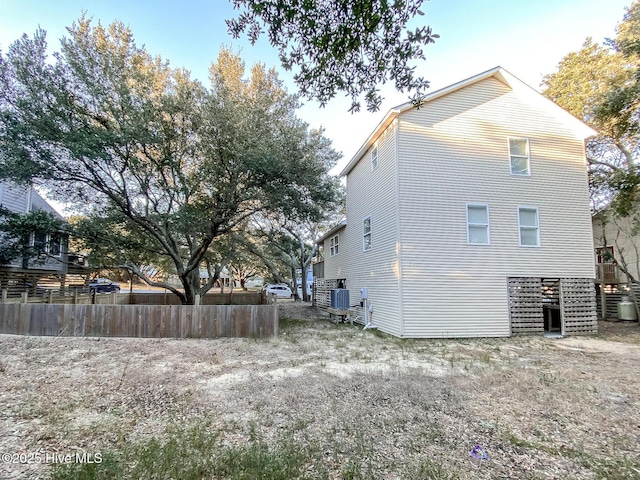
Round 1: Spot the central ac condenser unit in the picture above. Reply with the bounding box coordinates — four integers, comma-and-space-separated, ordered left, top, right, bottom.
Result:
330, 289, 350, 309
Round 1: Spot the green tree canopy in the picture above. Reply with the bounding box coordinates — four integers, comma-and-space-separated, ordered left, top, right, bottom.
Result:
542, 1, 640, 286
227, 0, 438, 112
542, 2, 640, 209
0, 18, 342, 304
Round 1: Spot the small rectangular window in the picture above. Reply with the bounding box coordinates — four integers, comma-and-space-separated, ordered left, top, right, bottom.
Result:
49, 234, 62, 256
509, 138, 530, 175
467, 204, 490, 245
518, 207, 539, 247
363, 216, 372, 251
330, 234, 339, 256
371, 146, 378, 171
33, 230, 47, 253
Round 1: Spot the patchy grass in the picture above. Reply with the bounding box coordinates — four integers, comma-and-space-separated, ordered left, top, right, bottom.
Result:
1, 312, 639, 479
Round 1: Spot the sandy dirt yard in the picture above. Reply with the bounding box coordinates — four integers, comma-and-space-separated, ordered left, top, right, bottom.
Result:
1, 302, 639, 479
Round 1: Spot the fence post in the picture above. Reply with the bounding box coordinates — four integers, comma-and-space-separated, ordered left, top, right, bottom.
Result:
194, 294, 201, 306
1, 289, 7, 304
73, 287, 79, 305
600, 285, 607, 320
21, 292, 28, 304
48, 290, 54, 304
111, 291, 117, 305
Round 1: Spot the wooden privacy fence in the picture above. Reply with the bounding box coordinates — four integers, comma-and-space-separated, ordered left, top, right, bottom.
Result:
0, 304, 278, 339
130, 291, 265, 305
0, 290, 266, 306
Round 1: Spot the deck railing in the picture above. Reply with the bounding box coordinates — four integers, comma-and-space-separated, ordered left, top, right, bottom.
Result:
595, 263, 623, 283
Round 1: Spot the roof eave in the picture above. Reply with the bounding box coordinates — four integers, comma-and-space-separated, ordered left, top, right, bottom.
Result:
315, 221, 347, 244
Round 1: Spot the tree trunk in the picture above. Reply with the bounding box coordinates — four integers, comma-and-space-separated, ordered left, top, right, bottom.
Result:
290, 265, 299, 301
180, 268, 201, 305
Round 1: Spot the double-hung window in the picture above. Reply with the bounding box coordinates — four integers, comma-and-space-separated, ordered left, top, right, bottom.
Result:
330, 234, 339, 256
467, 204, 490, 245
30, 230, 62, 256
32, 231, 47, 253
49, 234, 62, 256
363, 216, 372, 251
509, 138, 530, 175
518, 207, 540, 247
371, 146, 378, 171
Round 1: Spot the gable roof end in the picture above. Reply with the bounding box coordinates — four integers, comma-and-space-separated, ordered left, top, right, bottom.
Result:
340, 66, 597, 177
315, 220, 347, 245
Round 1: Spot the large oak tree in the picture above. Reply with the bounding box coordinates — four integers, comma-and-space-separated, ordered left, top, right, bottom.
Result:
0, 18, 341, 304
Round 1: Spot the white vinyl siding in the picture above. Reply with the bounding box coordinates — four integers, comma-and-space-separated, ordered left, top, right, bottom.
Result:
518, 207, 540, 247
322, 226, 346, 279
509, 137, 530, 175
467, 203, 490, 244
0, 181, 29, 213
329, 234, 339, 256
394, 76, 593, 338
363, 216, 372, 251
342, 121, 401, 336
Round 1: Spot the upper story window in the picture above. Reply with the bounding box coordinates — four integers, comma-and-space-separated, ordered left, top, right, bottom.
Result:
518, 207, 540, 247
363, 216, 372, 251
467, 204, 490, 245
30, 230, 62, 257
371, 146, 378, 171
330, 234, 339, 256
49, 234, 62, 256
509, 138, 530, 176
32, 230, 47, 253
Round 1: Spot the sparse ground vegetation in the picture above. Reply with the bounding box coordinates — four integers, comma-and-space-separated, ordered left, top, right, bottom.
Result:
1, 302, 639, 479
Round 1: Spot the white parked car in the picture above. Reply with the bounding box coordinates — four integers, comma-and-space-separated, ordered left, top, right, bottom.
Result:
263, 284, 293, 298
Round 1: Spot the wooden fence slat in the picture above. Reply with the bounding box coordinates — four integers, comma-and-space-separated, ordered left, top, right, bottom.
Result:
0, 304, 278, 339
509, 277, 543, 335
561, 278, 597, 335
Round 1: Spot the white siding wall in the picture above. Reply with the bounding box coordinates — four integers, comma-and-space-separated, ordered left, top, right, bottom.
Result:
0, 182, 31, 269
323, 228, 346, 279
0, 182, 67, 272
0, 181, 30, 213
340, 121, 401, 335
396, 77, 594, 337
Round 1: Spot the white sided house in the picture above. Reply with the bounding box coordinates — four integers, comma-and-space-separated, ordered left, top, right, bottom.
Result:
0, 181, 68, 274
317, 67, 598, 338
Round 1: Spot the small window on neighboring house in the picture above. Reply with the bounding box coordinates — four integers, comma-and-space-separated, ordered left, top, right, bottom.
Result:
330, 234, 339, 256
49, 234, 62, 256
509, 138, 530, 175
363, 216, 372, 251
467, 204, 490, 245
596, 246, 614, 264
32, 230, 47, 253
518, 207, 540, 247
371, 146, 378, 171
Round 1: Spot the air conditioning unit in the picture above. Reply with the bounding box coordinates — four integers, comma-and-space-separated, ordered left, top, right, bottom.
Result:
330, 289, 350, 309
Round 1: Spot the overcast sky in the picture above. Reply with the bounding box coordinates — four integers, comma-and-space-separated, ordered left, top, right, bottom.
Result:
0, 0, 633, 175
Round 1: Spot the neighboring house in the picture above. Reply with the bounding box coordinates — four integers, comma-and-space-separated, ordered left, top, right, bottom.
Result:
0, 181, 68, 274
592, 208, 640, 283
319, 67, 598, 338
